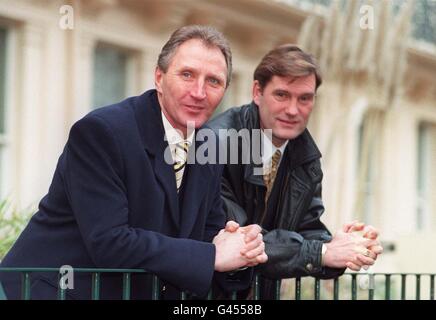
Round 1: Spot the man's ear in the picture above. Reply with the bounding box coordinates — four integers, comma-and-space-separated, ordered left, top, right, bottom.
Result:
155, 67, 163, 93
252, 80, 262, 106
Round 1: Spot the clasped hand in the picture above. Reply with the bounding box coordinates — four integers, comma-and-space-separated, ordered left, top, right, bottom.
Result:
213, 221, 268, 272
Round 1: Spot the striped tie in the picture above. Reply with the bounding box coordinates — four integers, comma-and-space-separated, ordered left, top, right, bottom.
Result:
174, 141, 190, 192
263, 149, 282, 202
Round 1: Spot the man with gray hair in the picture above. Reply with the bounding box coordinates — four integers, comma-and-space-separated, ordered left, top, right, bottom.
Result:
0, 25, 267, 300
208, 44, 383, 299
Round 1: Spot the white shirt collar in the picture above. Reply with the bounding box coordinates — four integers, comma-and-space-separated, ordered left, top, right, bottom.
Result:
261, 130, 288, 169
161, 111, 194, 146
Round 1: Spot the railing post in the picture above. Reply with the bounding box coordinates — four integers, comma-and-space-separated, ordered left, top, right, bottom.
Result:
92, 273, 100, 300
230, 291, 237, 300
0, 282, 7, 300
253, 274, 260, 300
333, 278, 339, 300
57, 272, 66, 300
274, 280, 281, 300
295, 278, 301, 300
122, 273, 131, 300
416, 274, 421, 300
314, 278, 320, 300
368, 274, 375, 300
401, 274, 407, 300
385, 274, 391, 300
21, 272, 31, 300
430, 274, 434, 301
351, 274, 357, 300
152, 275, 160, 300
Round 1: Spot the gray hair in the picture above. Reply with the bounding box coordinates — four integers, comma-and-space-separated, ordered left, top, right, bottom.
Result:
157, 25, 232, 88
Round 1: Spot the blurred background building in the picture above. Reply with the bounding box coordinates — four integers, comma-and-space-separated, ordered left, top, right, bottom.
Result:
0, 0, 435, 277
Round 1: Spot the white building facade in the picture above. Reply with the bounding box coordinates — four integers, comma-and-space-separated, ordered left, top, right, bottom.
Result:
0, 0, 435, 274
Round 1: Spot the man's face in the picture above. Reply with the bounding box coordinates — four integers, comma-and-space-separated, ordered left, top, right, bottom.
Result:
155, 39, 227, 135
253, 74, 316, 146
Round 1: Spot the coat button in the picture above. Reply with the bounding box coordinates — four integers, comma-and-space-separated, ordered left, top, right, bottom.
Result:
306, 263, 313, 272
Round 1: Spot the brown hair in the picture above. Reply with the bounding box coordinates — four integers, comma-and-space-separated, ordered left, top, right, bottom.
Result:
253, 44, 322, 91
157, 25, 232, 88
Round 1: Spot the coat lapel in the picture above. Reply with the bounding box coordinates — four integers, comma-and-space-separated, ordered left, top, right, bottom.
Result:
152, 149, 180, 229
178, 136, 214, 238
133, 90, 217, 236
133, 90, 180, 230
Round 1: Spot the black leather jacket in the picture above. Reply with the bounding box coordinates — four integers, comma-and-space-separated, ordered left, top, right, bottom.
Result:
207, 103, 345, 284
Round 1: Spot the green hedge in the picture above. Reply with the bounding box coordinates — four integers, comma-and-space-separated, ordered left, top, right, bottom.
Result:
0, 200, 33, 260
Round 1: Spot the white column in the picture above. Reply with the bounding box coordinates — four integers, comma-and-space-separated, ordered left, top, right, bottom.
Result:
38, 23, 70, 200
16, 22, 46, 208
70, 30, 95, 123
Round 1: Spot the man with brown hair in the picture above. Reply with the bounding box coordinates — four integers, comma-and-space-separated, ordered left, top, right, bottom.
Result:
207, 44, 383, 299
0, 25, 267, 300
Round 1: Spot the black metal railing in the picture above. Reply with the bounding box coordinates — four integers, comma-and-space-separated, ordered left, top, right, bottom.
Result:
0, 268, 434, 300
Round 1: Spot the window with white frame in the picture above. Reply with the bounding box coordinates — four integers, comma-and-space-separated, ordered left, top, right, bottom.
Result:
92, 42, 130, 109
416, 122, 436, 231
